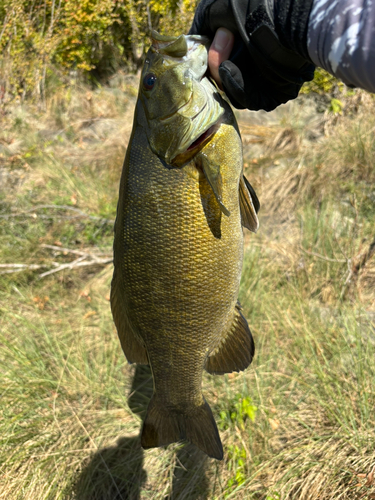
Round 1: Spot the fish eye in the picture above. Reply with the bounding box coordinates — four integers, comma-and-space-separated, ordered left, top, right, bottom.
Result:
143, 73, 157, 91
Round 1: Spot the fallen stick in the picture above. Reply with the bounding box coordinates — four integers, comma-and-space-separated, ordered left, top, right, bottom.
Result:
1, 253, 112, 277
300, 247, 347, 263
38, 256, 112, 278
0, 204, 114, 223
41, 243, 111, 258
0, 263, 56, 274
0, 265, 47, 274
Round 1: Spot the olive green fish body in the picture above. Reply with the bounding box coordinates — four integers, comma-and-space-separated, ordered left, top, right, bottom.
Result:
111, 32, 259, 460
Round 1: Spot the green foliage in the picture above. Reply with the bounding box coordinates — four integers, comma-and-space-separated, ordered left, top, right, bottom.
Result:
54, 0, 123, 72
301, 67, 344, 96
329, 97, 343, 114
266, 493, 281, 500
225, 445, 248, 495
0, 0, 197, 100
219, 395, 257, 431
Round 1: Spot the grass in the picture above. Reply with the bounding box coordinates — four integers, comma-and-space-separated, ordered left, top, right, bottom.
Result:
0, 82, 374, 499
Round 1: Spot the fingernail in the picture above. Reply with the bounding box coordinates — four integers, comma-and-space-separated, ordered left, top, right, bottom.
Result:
212, 28, 231, 51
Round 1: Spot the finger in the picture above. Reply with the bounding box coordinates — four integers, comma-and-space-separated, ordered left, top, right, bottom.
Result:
208, 28, 234, 89
219, 60, 247, 109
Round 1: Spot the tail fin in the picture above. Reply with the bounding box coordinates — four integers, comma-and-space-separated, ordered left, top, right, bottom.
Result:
141, 396, 223, 460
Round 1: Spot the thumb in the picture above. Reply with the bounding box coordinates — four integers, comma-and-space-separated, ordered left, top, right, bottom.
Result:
208, 28, 234, 88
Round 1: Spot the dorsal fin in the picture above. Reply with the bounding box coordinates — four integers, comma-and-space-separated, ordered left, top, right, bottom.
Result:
151, 31, 187, 58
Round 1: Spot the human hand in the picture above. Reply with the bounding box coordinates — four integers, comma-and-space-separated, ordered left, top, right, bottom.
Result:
189, 0, 315, 112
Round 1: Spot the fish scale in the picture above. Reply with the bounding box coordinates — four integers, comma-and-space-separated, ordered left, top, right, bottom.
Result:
111, 32, 259, 460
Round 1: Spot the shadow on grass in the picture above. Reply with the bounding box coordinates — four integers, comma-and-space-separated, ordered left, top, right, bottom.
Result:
73, 365, 210, 499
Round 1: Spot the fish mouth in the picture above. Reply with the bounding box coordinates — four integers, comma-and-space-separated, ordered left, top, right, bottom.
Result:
152, 64, 224, 166
186, 121, 217, 151
169, 74, 224, 166
171, 120, 221, 167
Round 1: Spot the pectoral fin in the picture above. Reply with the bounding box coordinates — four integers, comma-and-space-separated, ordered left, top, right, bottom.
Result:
239, 175, 260, 233
110, 272, 148, 365
205, 302, 254, 374
200, 155, 230, 217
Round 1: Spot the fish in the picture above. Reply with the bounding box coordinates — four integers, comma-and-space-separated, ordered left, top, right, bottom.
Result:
110, 31, 260, 461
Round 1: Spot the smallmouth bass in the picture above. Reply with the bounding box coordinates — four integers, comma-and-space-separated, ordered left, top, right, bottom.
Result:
111, 31, 259, 460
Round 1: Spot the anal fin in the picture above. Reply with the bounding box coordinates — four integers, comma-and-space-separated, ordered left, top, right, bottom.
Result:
110, 272, 148, 365
239, 175, 260, 233
205, 303, 254, 374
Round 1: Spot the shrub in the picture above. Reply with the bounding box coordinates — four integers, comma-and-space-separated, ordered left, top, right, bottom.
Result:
0, 0, 197, 101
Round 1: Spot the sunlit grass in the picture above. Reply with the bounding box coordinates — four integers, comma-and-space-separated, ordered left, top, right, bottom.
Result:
1, 86, 374, 499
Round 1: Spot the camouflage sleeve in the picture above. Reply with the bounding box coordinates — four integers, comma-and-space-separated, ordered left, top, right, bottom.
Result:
307, 0, 375, 92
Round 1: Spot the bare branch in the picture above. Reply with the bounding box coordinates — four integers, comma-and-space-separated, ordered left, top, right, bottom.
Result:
0, 13, 8, 46
0, 263, 52, 274
0, 205, 114, 223
41, 244, 111, 258
340, 237, 375, 300
300, 247, 347, 263
1, 244, 112, 277
38, 256, 112, 278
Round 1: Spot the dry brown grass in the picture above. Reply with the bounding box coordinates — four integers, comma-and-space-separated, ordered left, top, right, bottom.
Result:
1, 83, 375, 499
